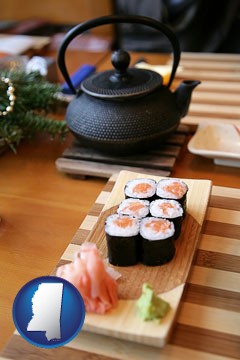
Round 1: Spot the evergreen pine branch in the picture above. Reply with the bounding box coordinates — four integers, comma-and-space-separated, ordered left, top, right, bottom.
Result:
17, 112, 69, 139
0, 119, 23, 153
0, 69, 69, 153
1, 70, 62, 111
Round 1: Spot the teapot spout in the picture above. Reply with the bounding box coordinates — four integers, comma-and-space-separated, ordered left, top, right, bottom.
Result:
175, 80, 201, 118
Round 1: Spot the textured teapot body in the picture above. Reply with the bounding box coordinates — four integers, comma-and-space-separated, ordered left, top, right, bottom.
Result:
66, 86, 180, 154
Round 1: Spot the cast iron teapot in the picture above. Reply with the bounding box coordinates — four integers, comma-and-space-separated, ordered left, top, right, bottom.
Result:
58, 15, 200, 154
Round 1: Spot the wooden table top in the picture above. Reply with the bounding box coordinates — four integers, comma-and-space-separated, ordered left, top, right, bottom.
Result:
0, 49, 239, 357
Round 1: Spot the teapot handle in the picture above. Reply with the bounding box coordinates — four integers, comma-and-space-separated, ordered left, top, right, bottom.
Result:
58, 15, 180, 94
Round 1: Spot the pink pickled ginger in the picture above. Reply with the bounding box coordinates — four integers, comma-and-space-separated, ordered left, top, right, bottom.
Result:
56, 242, 119, 314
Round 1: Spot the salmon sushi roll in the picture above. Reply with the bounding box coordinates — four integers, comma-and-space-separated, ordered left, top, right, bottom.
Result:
140, 217, 175, 266
105, 214, 140, 266
150, 199, 183, 239
117, 198, 150, 218
124, 178, 156, 201
156, 178, 188, 214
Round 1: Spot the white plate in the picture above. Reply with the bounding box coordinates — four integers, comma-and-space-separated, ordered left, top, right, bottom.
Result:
188, 123, 240, 167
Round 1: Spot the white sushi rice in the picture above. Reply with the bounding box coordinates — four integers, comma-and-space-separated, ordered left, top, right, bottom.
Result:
156, 178, 188, 200
117, 198, 149, 218
124, 178, 156, 199
105, 214, 140, 237
140, 217, 175, 241
150, 199, 183, 218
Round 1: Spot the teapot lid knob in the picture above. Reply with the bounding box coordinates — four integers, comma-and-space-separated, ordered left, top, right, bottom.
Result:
111, 50, 130, 81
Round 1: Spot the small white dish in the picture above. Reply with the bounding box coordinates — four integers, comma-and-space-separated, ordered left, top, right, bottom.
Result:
188, 123, 240, 167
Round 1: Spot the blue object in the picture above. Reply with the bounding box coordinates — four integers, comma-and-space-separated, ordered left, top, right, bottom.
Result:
61, 64, 96, 94
12, 276, 85, 348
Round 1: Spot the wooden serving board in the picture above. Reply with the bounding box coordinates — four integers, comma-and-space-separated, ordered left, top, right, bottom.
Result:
60, 170, 212, 348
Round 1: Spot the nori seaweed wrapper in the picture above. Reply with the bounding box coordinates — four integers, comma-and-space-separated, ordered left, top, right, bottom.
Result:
141, 236, 175, 266
170, 215, 183, 239
106, 233, 140, 266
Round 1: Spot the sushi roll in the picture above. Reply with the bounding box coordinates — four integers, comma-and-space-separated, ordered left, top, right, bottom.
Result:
124, 178, 156, 201
156, 178, 188, 214
150, 199, 183, 239
117, 198, 150, 218
105, 214, 140, 266
140, 217, 175, 266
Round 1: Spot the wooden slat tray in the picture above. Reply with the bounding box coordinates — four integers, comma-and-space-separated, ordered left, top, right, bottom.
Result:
56, 126, 188, 178
61, 170, 212, 348
2, 175, 240, 359
176, 52, 240, 127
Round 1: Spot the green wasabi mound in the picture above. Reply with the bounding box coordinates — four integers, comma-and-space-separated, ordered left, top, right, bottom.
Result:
136, 283, 170, 322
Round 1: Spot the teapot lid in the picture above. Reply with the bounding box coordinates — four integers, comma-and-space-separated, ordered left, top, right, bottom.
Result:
81, 49, 163, 99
